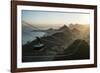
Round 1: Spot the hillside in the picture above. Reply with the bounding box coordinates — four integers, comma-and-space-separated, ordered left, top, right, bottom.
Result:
22, 24, 90, 62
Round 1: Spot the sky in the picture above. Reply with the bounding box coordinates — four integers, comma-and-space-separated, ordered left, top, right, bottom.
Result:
22, 10, 90, 29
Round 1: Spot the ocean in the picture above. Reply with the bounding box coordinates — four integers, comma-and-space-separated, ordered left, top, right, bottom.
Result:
22, 31, 46, 45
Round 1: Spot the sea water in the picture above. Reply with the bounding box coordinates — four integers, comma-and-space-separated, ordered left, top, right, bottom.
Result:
22, 31, 46, 45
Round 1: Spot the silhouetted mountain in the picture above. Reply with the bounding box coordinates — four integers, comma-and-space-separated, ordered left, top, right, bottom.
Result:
71, 28, 81, 38
23, 25, 74, 49
22, 24, 90, 62
22, 25, 75, 62
22, 22, 35, 33
22, 21, 46, 45
59, 25, 70, 31
54, 39, 90, 60
69, 24, 89, 43
71, 28, 80, 34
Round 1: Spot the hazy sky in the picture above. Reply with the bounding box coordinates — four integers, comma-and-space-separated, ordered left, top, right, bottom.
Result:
22, 10, 90, 29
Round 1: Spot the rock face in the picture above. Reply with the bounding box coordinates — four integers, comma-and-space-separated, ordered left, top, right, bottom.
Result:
22, 24, 90, 62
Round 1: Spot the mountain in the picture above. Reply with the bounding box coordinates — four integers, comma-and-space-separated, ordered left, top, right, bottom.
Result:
69, 24, 89, 43
22, 25, 75, 62
22, 24, 90, 62
59, 25, 71, 31
54, 39, 90, 60
22, 21, 46, 45
71, 28, 80, 39
23, 25, 74, 49
22, 21, 35, 33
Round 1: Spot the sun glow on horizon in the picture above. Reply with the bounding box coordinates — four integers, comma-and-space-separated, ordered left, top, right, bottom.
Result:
22, 10, 90, 29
